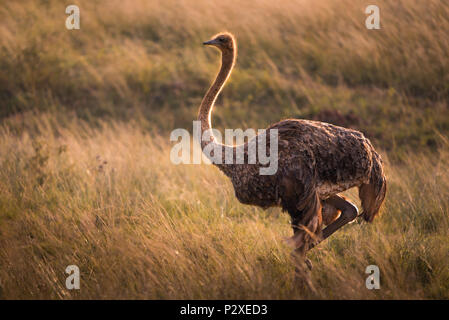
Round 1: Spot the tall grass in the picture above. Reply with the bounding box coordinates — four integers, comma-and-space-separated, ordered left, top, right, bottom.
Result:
0, 0, 448, 299
0, 114, 448, 299
1, 0, 449, 152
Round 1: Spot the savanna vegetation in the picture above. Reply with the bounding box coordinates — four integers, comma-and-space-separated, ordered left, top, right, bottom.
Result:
0, 0, 448, 299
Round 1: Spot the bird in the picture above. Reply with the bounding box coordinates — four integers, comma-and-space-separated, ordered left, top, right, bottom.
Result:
198, 32, 387, 268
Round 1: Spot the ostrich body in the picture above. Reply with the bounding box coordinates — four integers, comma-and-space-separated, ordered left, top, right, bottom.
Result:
199, 33, 387, 261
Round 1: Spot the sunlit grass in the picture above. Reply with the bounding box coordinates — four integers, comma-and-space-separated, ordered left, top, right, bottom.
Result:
0, 0, 448, 299
0, 114, 447, 299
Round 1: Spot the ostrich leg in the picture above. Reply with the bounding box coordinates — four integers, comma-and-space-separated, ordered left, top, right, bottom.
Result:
288, 191, 322, 271
320, 195, 358, 240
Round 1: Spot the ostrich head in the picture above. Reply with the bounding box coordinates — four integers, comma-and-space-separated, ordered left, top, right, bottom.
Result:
203, 33, 235, 53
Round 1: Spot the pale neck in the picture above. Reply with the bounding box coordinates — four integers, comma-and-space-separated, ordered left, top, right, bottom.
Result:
198, 49, 235, 152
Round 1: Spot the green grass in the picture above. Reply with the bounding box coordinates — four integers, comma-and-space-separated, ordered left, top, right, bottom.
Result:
1, 0, 449, 153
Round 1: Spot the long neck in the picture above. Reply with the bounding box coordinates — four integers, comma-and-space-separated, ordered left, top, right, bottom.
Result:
198, 49, 235, 152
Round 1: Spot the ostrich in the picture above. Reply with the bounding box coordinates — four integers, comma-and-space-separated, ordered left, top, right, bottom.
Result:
198, 32, 386, 269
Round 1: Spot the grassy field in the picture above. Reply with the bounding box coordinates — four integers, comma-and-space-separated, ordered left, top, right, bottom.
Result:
0, 0, 448, 299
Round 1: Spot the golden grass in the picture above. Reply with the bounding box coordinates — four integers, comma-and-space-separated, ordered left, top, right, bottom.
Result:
0, 0, 449, 299
0, 113, 448, 299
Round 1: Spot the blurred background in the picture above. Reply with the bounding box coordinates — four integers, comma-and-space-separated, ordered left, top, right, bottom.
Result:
2, 0, 449, 153
0, 0, 448, 299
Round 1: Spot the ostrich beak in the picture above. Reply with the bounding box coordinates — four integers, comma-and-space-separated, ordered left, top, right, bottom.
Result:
203, 39, 219, 46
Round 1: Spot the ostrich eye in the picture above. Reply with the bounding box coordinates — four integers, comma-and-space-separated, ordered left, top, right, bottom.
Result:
219, 38, 225, 42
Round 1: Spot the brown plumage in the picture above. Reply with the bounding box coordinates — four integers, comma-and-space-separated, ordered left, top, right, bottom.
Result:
198, 33, 386, 263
